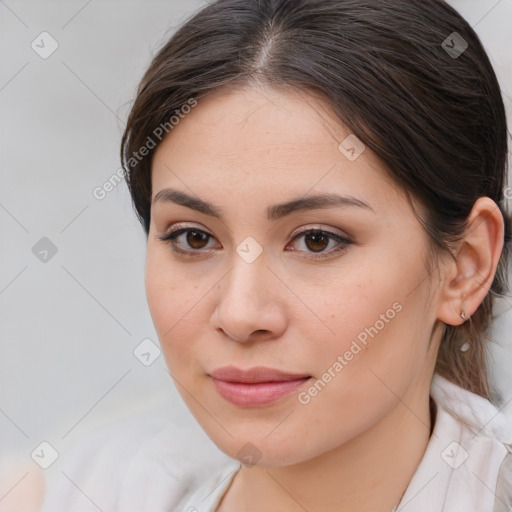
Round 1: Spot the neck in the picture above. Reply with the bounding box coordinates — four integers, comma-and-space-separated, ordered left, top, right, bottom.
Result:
218, 380, 435, 512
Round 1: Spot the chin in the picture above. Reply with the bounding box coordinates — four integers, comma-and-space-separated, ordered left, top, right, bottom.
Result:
201, 427, 319, 468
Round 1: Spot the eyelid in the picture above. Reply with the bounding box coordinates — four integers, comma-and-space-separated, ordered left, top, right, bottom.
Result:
162, 221, 214, 237
288, 224, 353, 242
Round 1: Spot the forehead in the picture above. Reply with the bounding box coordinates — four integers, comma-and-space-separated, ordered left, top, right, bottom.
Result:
155, 85, 346, 158
150, 85, 402, 210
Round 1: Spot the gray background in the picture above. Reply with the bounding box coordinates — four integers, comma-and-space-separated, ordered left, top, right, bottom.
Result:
1, 0, 511, 482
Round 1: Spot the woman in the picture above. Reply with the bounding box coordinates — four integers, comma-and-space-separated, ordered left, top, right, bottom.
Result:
43, 0, 512, 510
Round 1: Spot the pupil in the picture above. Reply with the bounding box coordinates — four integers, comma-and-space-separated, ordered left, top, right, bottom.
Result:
306, 232, 328, 252
187, 230, 208, 249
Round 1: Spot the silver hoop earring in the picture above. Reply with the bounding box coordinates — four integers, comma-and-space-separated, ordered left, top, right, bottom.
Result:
460, 311, 466, 320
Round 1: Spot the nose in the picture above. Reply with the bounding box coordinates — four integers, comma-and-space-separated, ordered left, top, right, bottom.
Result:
209, 254, 288, 344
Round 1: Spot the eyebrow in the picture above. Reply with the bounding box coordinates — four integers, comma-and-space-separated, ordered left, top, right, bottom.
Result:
152, 187, 374, 221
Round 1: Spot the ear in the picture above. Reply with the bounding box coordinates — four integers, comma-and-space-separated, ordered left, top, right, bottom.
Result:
437, 197, 505, 326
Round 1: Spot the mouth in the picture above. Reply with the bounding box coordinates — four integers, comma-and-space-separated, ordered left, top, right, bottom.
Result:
209, 366, 312, 407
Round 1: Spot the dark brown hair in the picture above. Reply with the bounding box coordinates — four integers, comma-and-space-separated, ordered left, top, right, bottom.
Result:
120, 0, 510, 400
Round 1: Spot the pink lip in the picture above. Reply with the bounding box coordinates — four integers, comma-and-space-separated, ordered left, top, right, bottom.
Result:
209, 366, 311, 407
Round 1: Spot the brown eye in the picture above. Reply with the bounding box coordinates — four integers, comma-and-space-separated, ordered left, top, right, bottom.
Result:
304, 231, 330, 252
158, 226, 220, 256
186, 229, 210, 249
287, 228, 353, 259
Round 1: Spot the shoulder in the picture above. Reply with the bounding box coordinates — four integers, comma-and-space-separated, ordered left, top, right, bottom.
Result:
397, 373, 512, 512
494, 449, 512, 512
174, 460, 241, 512
41, 408, 230, 512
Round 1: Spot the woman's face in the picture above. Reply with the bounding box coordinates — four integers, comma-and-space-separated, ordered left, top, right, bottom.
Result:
146, 85, 444, 466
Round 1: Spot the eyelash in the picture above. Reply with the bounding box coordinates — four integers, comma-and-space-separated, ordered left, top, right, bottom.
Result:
157, 223, 353, 260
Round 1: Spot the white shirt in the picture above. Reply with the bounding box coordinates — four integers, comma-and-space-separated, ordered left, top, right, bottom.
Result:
42, 373, 512, 512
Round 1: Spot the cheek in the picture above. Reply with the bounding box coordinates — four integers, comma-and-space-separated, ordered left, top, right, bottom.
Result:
288, 257, 402, 351
290, 253, 430, 402
265, 277, 429, 464
143, 239, 213, 412
144, 244, 220, 372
